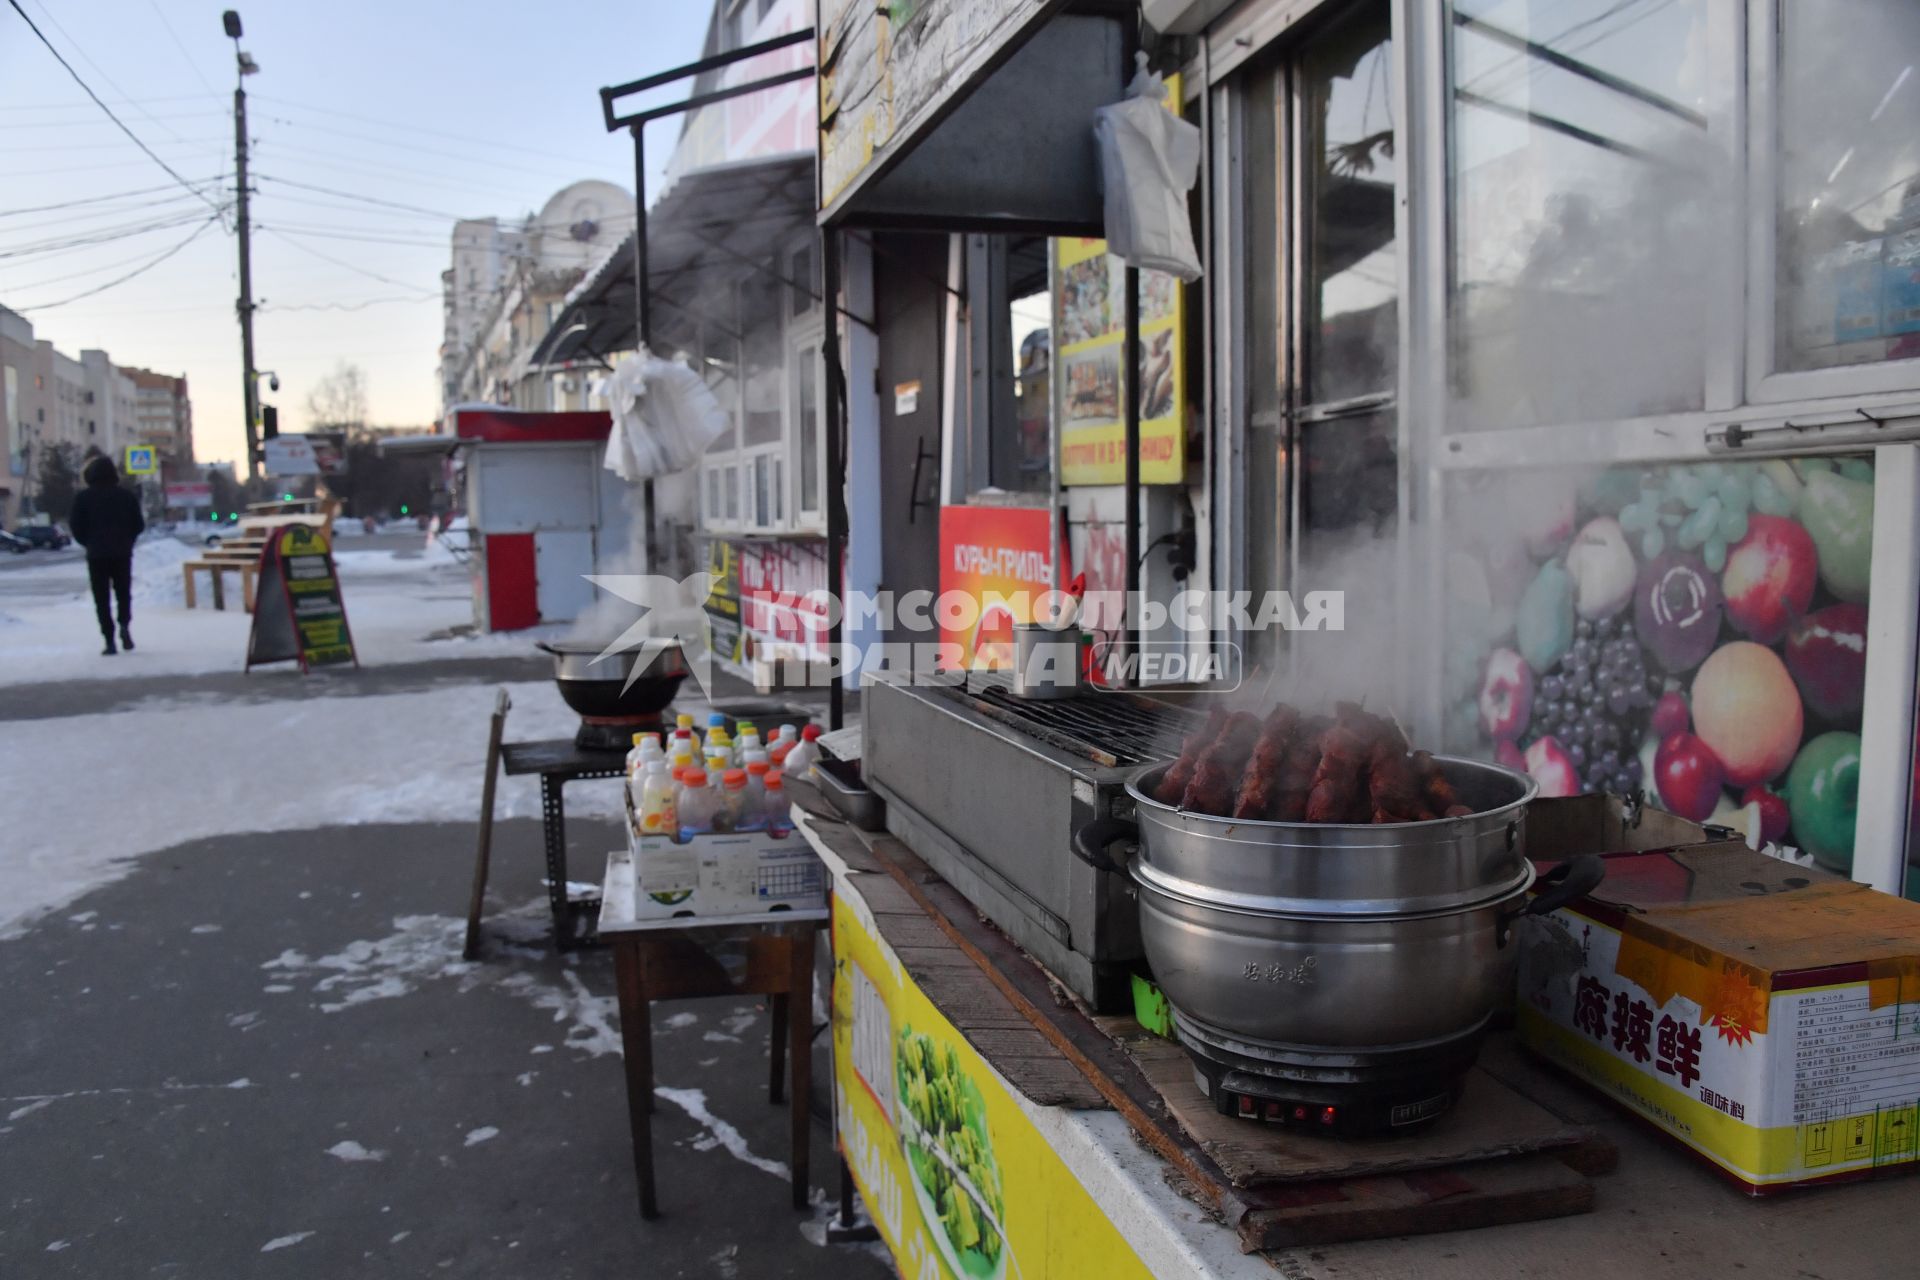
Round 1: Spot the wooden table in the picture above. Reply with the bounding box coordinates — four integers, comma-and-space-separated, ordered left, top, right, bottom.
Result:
598, 846, 826, 1220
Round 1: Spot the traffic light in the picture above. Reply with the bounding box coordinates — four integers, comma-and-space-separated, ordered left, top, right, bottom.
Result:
261, 403, 278, 440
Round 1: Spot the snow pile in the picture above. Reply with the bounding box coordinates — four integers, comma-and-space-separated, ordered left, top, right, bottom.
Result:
130, 537, 200, 607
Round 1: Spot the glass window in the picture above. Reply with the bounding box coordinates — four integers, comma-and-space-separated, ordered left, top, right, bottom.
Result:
794, 346, 820, 515
1449, 0, 1714, 429
1302, 5, 1398, 405
790, 243, 814, 318
725, 463, 740, 522
1775, 2, 1920, 374
741, 277, 784, 449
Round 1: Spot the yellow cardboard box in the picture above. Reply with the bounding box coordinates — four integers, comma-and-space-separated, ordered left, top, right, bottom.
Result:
1518, 841, 1920, 1193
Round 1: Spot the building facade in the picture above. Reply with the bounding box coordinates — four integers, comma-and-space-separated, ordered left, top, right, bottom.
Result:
120, 366, 195, 476
439, 181, 634, 415
0, 306, 47, 525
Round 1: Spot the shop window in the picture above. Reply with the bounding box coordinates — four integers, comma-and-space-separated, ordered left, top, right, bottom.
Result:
1448, 0, 1713, 430
790, 242, 814, 318
1442, 455, 1876, 871
741, 276, 784, 449
1773, 2, 1920, 377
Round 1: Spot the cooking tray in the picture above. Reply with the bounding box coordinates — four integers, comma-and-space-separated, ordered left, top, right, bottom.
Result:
813, 756, 886, 831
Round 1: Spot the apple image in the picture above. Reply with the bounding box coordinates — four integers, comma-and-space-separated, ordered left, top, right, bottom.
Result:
1516, 562, 1576, 673
1495, 739, 1527, 771
1564, 517, 1637, 620
1691, 641, 1804, 787
1786, 731, 1862, 872
1784, 603, 1869, 721
1655, 732, 1726, 821
1525, 736, 1580, 798
1651, 690, 1690, 740
1720, 514, 1817, 644
1478, 647, 1534, 742
1743, 786, 1792, 845
1633, 551, 1723, 674
1798, 468, 1873, 603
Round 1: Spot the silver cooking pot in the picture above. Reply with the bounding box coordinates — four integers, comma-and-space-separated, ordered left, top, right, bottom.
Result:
1072, 758, 1604, 1051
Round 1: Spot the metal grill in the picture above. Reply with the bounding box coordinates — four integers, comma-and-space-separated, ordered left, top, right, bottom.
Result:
934, 674, 1202, 768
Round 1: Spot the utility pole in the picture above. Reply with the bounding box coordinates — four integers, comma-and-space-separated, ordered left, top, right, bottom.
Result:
224, 11, 260, 477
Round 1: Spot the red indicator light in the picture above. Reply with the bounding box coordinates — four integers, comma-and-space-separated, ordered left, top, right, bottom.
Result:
1319, 1106, 1337, 1126
1264, 1101, 1282, 1120
1292, 1105, 1309, 1121
1237, 1095, 1255, 1116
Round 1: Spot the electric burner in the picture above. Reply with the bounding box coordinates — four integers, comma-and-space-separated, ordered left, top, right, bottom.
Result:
1173, 1009, 1485, 1138
574, 710, 671, 752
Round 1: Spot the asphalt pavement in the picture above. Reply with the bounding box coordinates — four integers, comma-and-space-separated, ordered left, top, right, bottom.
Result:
0, 817, 887, 1279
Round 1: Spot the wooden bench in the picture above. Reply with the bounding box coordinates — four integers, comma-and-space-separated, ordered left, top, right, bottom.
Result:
182, 559, 256, 612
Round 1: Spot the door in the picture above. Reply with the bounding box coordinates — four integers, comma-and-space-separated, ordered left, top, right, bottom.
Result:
872, 232, 947, 643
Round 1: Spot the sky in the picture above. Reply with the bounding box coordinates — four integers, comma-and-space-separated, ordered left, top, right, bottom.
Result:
1, 0, 716, 468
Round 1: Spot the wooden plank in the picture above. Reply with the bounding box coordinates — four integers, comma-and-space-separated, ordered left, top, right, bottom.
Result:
1125, 1030, 1605, 1188
1240, 1154, 1594, 1252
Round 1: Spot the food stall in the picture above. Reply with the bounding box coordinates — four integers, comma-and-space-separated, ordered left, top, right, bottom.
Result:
782, 0, 1920, 1272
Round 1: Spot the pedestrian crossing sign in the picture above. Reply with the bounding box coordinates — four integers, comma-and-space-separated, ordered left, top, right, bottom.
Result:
124, 445, 157, 476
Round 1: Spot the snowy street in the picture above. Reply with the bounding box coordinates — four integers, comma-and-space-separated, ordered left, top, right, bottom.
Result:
0, 535, 886, 1277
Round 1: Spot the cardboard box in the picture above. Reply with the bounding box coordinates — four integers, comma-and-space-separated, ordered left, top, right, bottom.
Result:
1517, 841, 1920, 1194
624, 791, 827, 920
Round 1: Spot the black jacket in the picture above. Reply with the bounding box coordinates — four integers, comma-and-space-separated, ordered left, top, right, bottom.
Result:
70, 466, 146, 560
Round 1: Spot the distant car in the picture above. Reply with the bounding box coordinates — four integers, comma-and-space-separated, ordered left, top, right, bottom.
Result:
0, 529, 28, 555
12, 525, 70, 551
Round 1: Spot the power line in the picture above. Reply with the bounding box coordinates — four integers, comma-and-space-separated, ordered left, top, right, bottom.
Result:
254, 175, 469, 222
254, 93, 607, 166
24, 0, 193, 146
11, 212, 223, 311
259, 227, 438, 296
145, 0, 224, 102
0, 209, 221, 260
264, 295, 436, 313
4, 0, 226, 215
0, 178, 225, 219
0, 184, 224, 231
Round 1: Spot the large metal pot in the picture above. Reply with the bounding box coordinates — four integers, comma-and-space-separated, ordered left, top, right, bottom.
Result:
537, 639, 688, 719
1072, 758, 1604, 1051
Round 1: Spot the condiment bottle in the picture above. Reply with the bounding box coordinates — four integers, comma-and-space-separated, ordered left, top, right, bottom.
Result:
737, 724, 763, 758
714, 768, 752, 832
637, 759, 677, 838
769, 741, 793, 771
744, 760, 771, 823
775, 724, 798, 747
784, 724, 823, 776
674, 767, 716, 842
763, 771, 793, 837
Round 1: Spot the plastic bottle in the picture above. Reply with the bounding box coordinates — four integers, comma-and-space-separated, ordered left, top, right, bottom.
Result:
676, 712, 696, 735
763, 771, 793, 837
704, 750, 731, 783
775, 724, 798, 747
675, 767, 717, 842
769, 741, 793, 771
712, 768, 752, 833
637, 759, 678, 838
625, 732, 653, 780
741, 747, 769, 771
637, 733, 664, 767
704, 724, 733, 766
668, 746, 694, 782
784, 724, 824, 776
744, 760, 771, 824
737, 722, 763, 756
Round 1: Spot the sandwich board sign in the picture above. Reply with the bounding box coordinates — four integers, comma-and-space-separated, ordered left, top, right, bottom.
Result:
246, 525, 358, 673
124, 445, 157, 476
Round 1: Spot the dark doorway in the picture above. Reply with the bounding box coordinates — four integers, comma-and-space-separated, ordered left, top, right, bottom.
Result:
870, 231, 948, 644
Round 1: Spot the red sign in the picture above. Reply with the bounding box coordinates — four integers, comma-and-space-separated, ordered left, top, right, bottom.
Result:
937, 505, 1058, 670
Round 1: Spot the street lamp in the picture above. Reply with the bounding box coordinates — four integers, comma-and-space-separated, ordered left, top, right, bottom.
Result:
224, 10, 262, 476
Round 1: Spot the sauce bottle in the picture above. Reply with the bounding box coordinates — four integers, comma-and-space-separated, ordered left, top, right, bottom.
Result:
637, 759, 677, 838
763, 770, 793, 838
715, 767, 754, 832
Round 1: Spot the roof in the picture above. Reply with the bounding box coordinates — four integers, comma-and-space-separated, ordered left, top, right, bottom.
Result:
528, 151, 814, 367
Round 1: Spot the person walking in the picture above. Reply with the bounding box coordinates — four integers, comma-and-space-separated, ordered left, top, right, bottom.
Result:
68, 454, 145, 655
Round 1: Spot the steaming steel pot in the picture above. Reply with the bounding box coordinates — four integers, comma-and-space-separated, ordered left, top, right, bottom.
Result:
1072, 757, 1605, 1051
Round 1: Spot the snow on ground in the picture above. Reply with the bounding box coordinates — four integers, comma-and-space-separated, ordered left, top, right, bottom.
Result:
0, 540, 566, 687
0, 681, 588, 936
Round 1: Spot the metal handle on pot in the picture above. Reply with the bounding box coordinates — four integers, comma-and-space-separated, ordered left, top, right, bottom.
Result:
1498, 853, 1606, 946
1071, 816, 1139, 877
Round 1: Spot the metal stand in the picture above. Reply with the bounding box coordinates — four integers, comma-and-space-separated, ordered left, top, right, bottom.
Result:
500, 738, 626, 950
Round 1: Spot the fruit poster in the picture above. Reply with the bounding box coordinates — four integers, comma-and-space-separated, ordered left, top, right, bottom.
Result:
1448, 456, 1876, 874
937, 504, 1058, 670
1051, 76, 1186, 487
831, 891, 1156, 1280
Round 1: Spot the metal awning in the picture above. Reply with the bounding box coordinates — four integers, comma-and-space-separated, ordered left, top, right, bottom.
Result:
530, 152, 814, 367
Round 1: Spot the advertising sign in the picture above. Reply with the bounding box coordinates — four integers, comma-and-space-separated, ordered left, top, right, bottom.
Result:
937, 504, 1055, 670
123, 444, 157, 476
164, 481, 213, 508
832, 891, 1156, 1280
246, 525, 358, 673
1052, 77, 1186, 487
262, 435, 318, 477
704, 539, 744, 667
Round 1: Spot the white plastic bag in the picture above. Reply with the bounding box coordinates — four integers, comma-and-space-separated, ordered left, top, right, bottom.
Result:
596, 345, 729, 480
1093, 52, 1202, 281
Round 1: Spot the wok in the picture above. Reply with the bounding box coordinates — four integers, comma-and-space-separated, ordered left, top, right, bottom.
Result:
537, 639, 688, 719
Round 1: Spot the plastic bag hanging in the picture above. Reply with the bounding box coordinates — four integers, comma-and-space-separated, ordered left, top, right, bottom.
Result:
595, 345, 730, 480
1092, 52, 1202, 282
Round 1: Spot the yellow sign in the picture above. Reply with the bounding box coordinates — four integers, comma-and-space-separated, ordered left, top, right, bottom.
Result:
123, 444, 157, 476
832, 893, 1155, 1279
1053, 76, 1186, 487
